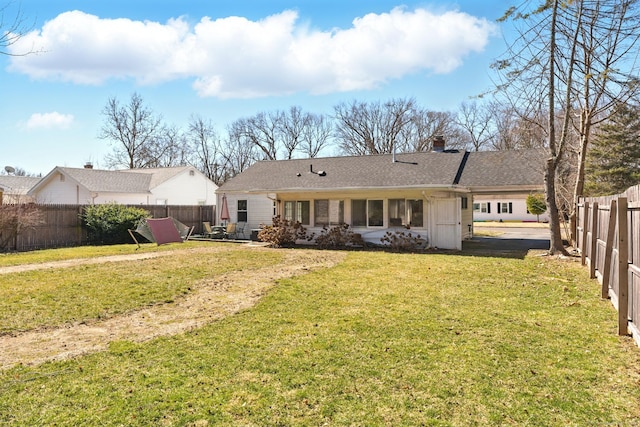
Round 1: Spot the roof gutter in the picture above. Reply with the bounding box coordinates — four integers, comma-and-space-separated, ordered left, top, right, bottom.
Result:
219, 184, 472, 195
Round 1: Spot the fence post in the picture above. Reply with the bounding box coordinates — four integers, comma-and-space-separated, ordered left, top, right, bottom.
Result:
617, 197, 629, 336
581, 201, 589, 266
602, 200, 617, 299
589, 202, 598, 279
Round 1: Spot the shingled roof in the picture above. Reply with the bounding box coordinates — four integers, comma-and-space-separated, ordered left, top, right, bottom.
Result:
457, 149, 546, 192
57, 167, 152, 193
29, 166, 197, 196
218, 149, 546, 193
218, 151, 468, 193
0, 175, 41, 195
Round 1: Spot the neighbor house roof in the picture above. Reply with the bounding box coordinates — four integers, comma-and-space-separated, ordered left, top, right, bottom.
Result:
457, 149, 547, 193
28, 167, 153, 194
0, 175, 42, 195
217, 149, 546, 194
119, 166, 194, 189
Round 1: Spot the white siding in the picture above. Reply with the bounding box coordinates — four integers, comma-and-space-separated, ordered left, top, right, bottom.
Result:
473, 194, 550, 222
152, 170, 217, 205
461, 196, 474, 239
219, 193, 274, 230
33, 174, 83, 204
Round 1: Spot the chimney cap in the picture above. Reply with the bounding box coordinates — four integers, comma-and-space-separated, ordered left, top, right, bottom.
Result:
84, 162, 93, 169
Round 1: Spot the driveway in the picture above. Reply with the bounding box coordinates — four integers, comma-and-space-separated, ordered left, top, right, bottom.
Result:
462, 223, 550, 258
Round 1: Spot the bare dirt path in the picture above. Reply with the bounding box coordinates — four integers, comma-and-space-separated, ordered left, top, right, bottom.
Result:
0, 247, 346, 370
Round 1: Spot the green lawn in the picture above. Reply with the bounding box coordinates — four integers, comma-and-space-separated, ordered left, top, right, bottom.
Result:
1, 245, 639, 426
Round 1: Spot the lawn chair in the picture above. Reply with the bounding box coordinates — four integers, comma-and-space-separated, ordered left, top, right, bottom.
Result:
224, 222, 237, 239
235, 222, 247, 239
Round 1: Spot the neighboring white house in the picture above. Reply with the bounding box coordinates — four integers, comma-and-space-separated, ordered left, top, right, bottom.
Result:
472, 195, 550, 222
0, 175, 41, 204
28, 165, 217, 205
216, 146, 547, 250
454, 150, 550, 223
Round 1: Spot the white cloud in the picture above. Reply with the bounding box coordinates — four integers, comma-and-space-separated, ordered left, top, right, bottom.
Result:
25, 112, 74, 130
8, 7, 497, 98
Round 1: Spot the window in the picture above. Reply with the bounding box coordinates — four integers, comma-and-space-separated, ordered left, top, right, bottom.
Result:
351, 200, 367, 226
388, 199, 406, 226
461, 197, 468, 210
351, 199, 383, 227
409, 199, 424, 227
498, 202, 513, 214
283, 200, 310, 225
237, 200, 248, 222
474, 202, 490, 213
314, 199, 344, 226
388, 199, 423, 227
368, 200, 384, 227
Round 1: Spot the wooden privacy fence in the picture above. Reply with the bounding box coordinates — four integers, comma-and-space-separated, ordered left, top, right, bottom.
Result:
8, 204, 215, 252
577, 185, 640, 345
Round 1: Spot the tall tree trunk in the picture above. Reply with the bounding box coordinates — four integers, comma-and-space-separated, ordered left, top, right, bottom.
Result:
545, 156, 567, 254
569, 109, 591, 246
546, 0, 570, 256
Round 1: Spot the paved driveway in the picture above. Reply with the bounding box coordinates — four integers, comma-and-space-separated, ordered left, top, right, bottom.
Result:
462, 224, 550, 258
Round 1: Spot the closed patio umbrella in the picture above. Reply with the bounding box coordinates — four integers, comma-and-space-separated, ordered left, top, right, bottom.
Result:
220, 193, 230, 225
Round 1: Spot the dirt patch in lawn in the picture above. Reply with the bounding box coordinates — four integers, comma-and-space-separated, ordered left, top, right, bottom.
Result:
0, 247, 346, 370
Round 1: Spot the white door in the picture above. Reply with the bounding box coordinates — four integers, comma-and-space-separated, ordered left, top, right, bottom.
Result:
432, 198, 461, 250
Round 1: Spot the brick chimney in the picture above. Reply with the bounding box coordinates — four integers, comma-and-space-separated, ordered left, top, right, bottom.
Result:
84, 162, 93, 169
432, 135, 445, 152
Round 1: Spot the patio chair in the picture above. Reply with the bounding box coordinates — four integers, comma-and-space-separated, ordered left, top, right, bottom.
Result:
235, 222, 247, 239
203, 221, 214, 237
224, 222, 237, 239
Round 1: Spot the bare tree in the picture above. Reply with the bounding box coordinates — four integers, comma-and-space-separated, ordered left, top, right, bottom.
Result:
333, 98, 419, 155
0, 203, 43, 252
142, 124, 188, 168
1, 1, 34, 56
300, 113, 333, 158
490, 103, 549, 150
494, 0, 578, 255
456, 101, 496, 151
99, 93, 165, 169
279, 106, 307, 159
223, 125, 258, 179
566, 0, 640, 242
229, 113, 280, 161
187, 115, 226, 183
397, 109, 464, 152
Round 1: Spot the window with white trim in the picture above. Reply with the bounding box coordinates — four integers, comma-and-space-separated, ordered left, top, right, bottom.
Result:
388, 199, 423, 227
284, 200, 310, 225
351, 199, 383, 227
498, 202, 513, 214
314, 200, 344, 226
473, 202, 490, 213
237, 200, 248, 222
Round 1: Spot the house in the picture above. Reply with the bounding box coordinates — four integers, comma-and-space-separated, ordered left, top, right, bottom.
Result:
28, 164, 217, 205
0, 175, 41, 204
215, 144, 546, 250
456, 150, 550, 222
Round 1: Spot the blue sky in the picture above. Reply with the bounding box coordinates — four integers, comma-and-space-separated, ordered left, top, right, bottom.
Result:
1, 1, 513, 175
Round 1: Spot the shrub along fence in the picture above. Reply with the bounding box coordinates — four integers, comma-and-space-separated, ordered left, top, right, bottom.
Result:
577, 185, 640, 346
10, 204, 215, 252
